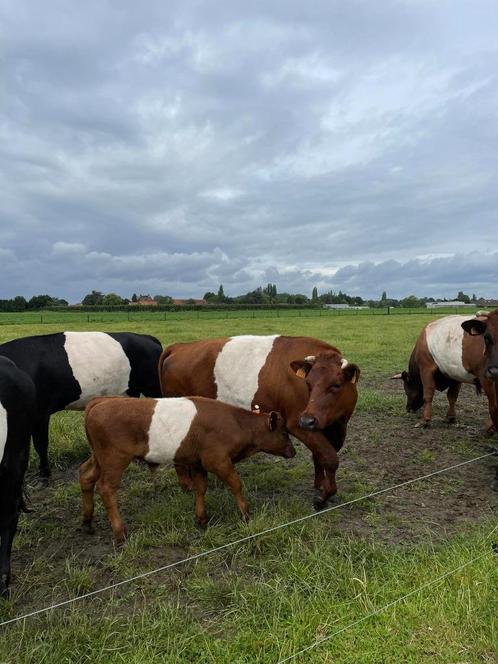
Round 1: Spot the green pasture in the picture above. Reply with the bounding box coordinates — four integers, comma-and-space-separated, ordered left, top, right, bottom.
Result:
0, 314, 496, 663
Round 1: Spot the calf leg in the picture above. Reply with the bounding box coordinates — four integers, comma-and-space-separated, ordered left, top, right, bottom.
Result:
96, 457, 130, 544
202, 455, 250, 522
33, 413, 51, 481
79, 455, 100, 533
215, 460, 250, 522
191, 468, 209, 528
0, 516, 19, 599
446, 381, 461, 423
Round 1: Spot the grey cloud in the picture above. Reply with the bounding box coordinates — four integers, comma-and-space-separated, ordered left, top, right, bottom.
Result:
1, 1, 497, 301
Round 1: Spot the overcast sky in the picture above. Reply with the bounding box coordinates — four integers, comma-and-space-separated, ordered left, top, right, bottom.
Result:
1, 1, 497, 302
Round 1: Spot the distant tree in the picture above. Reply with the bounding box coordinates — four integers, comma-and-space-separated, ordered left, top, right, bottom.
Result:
472, 293, 477, 302
82, 290, 104, 306
12, 296, 27, 311
28, 294, 55, 309
400, 295, 424, 308
203, 291, 217, 302
457, 291, 471, 304
311, 287, 318, 302
185, 298, 197, 305
153, 295, 173, 305
131, 293, 138, 303
381, 291, 387, 301
217, 284, 225, 299
102, 293, 125, 306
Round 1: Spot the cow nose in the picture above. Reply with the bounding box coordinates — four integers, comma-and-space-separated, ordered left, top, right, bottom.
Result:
299, 414, 317, 430
485, 366, 498, 380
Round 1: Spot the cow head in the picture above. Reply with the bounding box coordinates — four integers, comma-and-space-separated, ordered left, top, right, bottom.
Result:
391, 371, 424, 412
255, 410, 296, 459
290, 352, 360, 430
462, 311, 498, 381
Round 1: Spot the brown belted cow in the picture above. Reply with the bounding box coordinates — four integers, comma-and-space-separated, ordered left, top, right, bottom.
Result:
393, 313, 498, 435
159, 335, 360, 509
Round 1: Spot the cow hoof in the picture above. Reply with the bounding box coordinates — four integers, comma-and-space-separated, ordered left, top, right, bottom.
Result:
414, 421, 430, 429
0, 577, 10, 601
197, 516, 210, 530
313, 491, 329, 511
81, 522, 95, 535
446, 417, 456, 425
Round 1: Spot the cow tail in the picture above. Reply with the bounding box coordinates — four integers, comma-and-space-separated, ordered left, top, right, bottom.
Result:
158, 348, 173, 396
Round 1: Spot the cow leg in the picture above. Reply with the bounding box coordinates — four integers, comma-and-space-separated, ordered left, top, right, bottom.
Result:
417, 369, 437, 427
79, 455, 100, 533
175, 463, 193, 492
191, 467, 209, 528
445, 381, 461, 423
96, 459, 129, 545
481, 378, 498, 435
289, 427, 339, 509
312, 453, 325, 490
0, 516, 19, 599
33, 413, 51, 481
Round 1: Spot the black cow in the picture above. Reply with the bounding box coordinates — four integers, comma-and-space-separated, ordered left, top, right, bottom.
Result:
0, 332, 162, 480
0, 357, 37, 598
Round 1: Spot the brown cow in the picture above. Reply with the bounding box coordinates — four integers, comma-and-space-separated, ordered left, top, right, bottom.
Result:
159, 335, 360, 509
80, 395, 295, 542
393, 314, 498, 433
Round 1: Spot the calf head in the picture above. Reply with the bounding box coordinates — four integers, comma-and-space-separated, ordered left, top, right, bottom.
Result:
291, 352, 360, 431
256, 410, 296, 458
391, 371, 424, 412
462, 311, 498, 381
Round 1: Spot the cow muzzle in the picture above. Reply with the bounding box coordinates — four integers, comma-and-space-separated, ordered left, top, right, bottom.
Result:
485, 366, 498, 381
299, 414, 318, 430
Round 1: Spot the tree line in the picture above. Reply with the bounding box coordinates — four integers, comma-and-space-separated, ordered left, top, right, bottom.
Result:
0, 287, 486, 312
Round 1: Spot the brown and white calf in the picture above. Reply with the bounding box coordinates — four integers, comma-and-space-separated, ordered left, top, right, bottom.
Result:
393, 314, 498, 432
80, 396, 296, 542
159, 335, 360, 509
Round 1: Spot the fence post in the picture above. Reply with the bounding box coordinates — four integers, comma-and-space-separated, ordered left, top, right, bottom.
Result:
40, 314, 43, 324
387, 306, 390, 315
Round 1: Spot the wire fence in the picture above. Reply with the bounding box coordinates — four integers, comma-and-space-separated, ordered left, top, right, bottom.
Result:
276, 541, 497, 663
0, 306, 488, 327
1, 449, 495, 629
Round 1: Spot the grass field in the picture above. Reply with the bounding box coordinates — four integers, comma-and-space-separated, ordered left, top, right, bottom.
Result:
0, 314, 497, 663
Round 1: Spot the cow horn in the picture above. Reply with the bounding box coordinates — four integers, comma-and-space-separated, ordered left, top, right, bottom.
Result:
391, 373, 403, 379
341, 358, 349, 368
476, 310, 490, 317
304, 355, 316, 364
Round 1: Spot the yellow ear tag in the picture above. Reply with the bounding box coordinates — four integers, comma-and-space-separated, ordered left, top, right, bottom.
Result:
296, 367, 306, 378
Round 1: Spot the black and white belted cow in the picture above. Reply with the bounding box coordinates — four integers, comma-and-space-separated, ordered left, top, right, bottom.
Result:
0, 331, 162, 480
0, 356, 37, 597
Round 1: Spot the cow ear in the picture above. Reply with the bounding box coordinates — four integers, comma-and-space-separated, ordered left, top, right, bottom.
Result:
290, 359, 314, 378
462, 319, 487, 336
343, 363, 360, 384
267, 411, 279, 432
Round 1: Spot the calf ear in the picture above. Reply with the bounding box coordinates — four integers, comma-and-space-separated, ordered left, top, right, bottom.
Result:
343, 363, 360, 384
462, 319, 487, 336
267, 411, 279, 432
290, 359, 314, 378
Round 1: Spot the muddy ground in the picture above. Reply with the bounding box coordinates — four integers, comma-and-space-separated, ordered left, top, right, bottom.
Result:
5, 379, 498, 617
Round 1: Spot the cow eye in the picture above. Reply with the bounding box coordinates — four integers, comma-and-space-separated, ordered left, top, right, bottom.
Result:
329, 383, 342, 392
